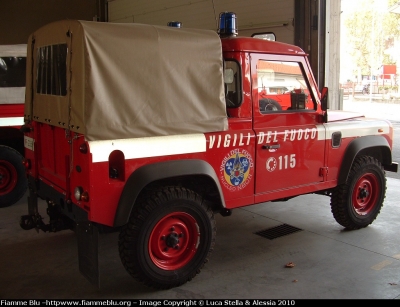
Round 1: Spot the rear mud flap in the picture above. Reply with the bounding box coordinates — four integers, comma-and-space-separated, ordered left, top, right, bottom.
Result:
76, 221, 100, 288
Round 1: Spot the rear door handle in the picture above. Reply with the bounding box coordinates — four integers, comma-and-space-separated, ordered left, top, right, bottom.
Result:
262, 144, 280, 150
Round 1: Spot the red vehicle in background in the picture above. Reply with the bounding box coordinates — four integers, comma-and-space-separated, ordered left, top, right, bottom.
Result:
259, 87, 314, 111
257, 60, 314, 112
0, 44, 28, 207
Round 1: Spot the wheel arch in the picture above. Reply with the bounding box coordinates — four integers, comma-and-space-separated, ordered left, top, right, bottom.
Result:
338, 135, 392, 185
113, 159, 225, 227
0, 127, 24, 155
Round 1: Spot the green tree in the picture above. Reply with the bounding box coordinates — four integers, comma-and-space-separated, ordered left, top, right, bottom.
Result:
344, 0, 400, 76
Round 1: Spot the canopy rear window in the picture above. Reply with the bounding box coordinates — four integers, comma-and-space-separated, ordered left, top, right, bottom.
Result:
36, 44, 67, 96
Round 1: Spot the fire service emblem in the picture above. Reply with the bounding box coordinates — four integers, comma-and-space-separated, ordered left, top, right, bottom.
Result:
220, 149, 253, 191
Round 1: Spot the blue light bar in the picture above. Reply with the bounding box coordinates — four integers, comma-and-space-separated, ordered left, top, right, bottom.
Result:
218, 12, 238, 37
167, 21, 182, 28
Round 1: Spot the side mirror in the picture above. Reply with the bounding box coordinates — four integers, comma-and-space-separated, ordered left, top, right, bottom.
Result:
320, 87, 328, 111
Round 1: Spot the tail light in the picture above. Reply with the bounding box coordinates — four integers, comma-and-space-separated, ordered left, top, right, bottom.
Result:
74, 186, 89, 202
23, 158, 31, 169
79, 143, 88, 154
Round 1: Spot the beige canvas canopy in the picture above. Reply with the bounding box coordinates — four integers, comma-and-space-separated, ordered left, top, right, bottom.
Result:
25, 20, 228, 141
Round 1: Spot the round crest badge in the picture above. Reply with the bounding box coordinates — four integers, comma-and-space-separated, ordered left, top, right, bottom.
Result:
220, 149, 253, 191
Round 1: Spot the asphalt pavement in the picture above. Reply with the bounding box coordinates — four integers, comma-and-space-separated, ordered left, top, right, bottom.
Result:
342, 94, 400, 122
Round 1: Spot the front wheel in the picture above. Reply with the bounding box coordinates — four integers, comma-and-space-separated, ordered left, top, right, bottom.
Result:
0, 146, 28, 208
330, 156, 386, 230
118, 186, 216, 289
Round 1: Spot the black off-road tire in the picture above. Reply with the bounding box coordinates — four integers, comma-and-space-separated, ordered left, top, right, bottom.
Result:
330, 155, 386, 230
259, 98, 282, 113
118, 186, 216, 289
0, 146, 27, 208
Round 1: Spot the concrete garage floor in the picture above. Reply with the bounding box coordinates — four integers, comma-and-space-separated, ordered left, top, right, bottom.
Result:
1, 177, 400, 300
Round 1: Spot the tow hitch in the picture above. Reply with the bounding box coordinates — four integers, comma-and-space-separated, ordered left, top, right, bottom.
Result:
20, 213, 47, 232
20, 201, 72, 232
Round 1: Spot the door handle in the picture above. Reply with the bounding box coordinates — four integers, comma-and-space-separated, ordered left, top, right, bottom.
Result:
262, 144, 280, 150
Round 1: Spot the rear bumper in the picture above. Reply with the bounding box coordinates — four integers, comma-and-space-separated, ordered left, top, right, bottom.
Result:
385, 162, 398, 173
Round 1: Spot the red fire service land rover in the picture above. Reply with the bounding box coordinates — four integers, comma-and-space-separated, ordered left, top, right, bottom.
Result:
19, 13, 398, 289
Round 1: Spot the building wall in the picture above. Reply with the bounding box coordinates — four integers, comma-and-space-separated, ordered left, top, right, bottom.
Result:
326, 0, 341, 110
108, 0, 296, 44
108, 0, 342, 110
0, 0, 98, 45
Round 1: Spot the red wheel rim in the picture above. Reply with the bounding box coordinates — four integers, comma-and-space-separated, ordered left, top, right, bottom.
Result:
0, 160, 18, 196
149, 212, 200, 270
352, 173, 379, 216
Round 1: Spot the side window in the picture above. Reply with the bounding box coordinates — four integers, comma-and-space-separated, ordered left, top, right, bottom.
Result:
36, 44, 67, 96
257, 60, 314, 113
224, 59, 242, 108
0, 56, 26, 88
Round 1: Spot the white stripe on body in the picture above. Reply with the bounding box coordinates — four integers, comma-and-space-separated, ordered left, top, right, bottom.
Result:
89, 134, 207, 163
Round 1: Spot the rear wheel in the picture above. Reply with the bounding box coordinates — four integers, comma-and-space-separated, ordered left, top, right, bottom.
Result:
330, 156, 386, 230
0, 146, 27, 208
118, 186, 216, 289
